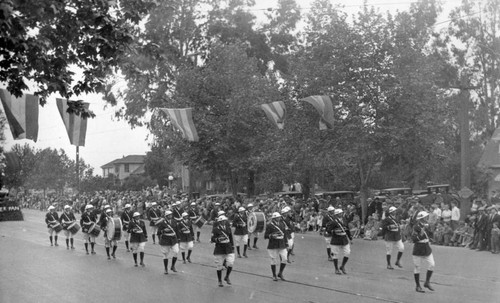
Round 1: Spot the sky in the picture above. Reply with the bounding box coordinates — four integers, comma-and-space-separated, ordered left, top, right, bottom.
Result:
1, 0, 464, 175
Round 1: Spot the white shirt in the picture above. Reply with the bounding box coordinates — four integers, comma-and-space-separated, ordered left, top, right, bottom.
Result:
433, 208, 442, 218
451, 206, 460, 221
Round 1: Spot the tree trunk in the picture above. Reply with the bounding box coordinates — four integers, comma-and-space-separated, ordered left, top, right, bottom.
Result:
247, 170, 255, 197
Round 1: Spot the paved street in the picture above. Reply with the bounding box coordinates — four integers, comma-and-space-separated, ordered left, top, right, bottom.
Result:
1, 209, 499, 303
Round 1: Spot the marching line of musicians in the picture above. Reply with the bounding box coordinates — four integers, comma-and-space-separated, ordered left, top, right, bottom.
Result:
44, 201, 436, 292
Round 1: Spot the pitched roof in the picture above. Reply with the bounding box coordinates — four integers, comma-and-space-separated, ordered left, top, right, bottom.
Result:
478, 128, 500, 168
101, 155, 146, 168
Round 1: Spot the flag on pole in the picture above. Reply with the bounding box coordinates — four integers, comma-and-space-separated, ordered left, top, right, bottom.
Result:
159, 108, 199, 142
0, 88, 39, 141
300, 95, 334, 130
56, 98, 89, 146
260, 101, 286, 129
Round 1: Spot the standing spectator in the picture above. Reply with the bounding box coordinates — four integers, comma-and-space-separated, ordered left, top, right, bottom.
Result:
486, 206, 500, 252
450, 201, 460, 231
491, 221, 500, 254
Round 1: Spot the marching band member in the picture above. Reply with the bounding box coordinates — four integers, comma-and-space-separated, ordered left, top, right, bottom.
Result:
381, 206, 404, 269
281, 206, 296, 263
157, 210, 180, 274
148, 202, 162, 244
81, 204, 98, 255
101, 208, 119, 260
264, 212, 288, 281
327, 208, 352, 275
247, 203, 259, 250
412, 211, 436, 293
188, 202, 202, 242
128, 212, 148, 267
322, 206, 336, 261
45, 205, 61, 246
121, 204, 133, 252
60, 205, 76, 250
172, 201, 183, 222
211, 215, 235, 287
179, 212, 195, 264
233, 207, 249, 258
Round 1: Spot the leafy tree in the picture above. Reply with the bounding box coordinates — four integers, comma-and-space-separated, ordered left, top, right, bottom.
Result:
144, 145, 175, 188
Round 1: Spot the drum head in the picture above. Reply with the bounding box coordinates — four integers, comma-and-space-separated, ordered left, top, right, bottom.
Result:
107, 218, 115, 241
248, 213, 257, 233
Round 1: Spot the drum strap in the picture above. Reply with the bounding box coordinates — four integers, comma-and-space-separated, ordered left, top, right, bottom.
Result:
334, 219, 347, 235
217, 226, 230, 241
62, 213, 72, 223
162, 221, 175, 234
389, 217, 399, 229
270, 222, 285, 237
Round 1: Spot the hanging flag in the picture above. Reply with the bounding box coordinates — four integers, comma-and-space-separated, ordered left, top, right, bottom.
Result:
159, 108, 199, 142
0, 88, 39, 141
56, 98, 89, 146
300, 95, 334, 130
260, 101, 286, 129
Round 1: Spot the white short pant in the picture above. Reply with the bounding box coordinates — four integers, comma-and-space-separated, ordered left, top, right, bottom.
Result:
385, 240, 404, 254
150, 226, 158, 234
130, 242, 146, 253
234, 234, 249, 247
331, 244, 351, 258
214, 253, 235, 270
287, 232, 295, 248
160, 243, 179, 259
180, 241, 194, 251
104, 238, 118, 248
48, 228, 61, 235
82, 232, 96, 243
324, 237, 332, 248
267, 248, 287, 265
63, 229, 73, 238
122, 231, 130, 241
413, 254, 435, 273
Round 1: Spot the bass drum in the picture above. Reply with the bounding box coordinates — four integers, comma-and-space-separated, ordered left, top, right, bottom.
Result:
107, 218, 122, 241
247, 212, 266, 233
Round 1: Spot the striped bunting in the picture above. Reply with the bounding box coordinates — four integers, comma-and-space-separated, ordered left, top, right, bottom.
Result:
260, 101, 286, 129
159, 108, 199, 142
56, 98, 89, 146
300, 95, 334, 130
0, 88, 39, 141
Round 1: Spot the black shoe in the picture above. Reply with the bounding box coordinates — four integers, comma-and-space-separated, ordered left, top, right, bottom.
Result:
387, 265, 394, 270
108, 256, 111, 260
86, 251, 89, 255
171, 267, 177, 272
71, 246, 75, 250
395, 262, 403, 268
67, 247, 69, 250
243, 254, 248, 258
253, 245, 258, 249
134, 264, 138, 267
424, 283, 434, 291
278, 273, 286, 281
111, 253, 116, 259
416, 286, 425, 293
224, 276, 231, 285
238, 254, 242, 258
340, 266, 347, 274
140, 262, 145, 267
273, 276, 278, 281
91, 251, 96, 255
287, 259, 292, 264
247, 246, 252, 250
183, 260, 187, 264
164, 270, 168, 275
55, 243, 59, 246
218, 281, 224, 287
335, 269, 342, 275
187, 258, 191, 263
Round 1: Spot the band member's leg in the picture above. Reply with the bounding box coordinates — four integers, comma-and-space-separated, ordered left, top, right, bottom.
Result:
187, 241, 193, 262
224, 253, 235, 285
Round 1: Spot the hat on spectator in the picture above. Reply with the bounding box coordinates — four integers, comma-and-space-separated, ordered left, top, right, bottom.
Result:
165, 210, 172, 216
124, 204, 131, 209
327, 206, 335, 212
281, 206, 291, 214
388, 206, 397, 213
48, 206, 55, 210
334, 209, 343, 215
271, 212, 281, 219
64, 205, 70, 209
133, 212, 141, 218
416, 211, 429, 220
217, 215, 227, 222
238, 207, 245, 212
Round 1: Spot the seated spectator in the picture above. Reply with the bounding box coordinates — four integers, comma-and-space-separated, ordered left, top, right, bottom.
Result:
491, 222, 500, 254
363, 215, 379, 240
461, 222, 474, 248
450, 221, 467, 246
348, 214, 361, 238
442, 222, 454, 246
299, 219, 308, 233
433, 222, 444, 244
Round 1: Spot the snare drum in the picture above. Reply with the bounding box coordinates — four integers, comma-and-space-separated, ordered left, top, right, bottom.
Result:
67, 222, 81, 235
89, 223, 101, 238
248, 212, 266, 233
51, 223, 63, 233
194, 217, 206, 228
107, 218, 122, 241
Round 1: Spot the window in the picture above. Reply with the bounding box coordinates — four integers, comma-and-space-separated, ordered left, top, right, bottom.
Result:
124, 164, 130, 173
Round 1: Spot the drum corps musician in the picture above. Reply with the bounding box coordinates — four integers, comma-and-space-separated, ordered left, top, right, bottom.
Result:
60, 205, 76, 249
45, 205, 60, 246
101, 208, 119, 260
247, 203, 259, 250
211, 215, 235, 287
81, 204, 98, 255
327, 208, 353, 275
188, 202, 202, 242
148, 202, 162, 244
233, 206, 249, 258
381, 206, 404, 269
265, 212, 289, 281
121, 204, 133, 252
281, 206, 296, 263
179, 212, 195, 264
128, 212, 148, 267
157, 210, 180, 274
322, 206, 336, 261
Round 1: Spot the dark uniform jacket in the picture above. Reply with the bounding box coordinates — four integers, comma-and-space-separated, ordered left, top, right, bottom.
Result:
128, 219, 148, 243
328, 217, 352, 246
264, 220, 288, 250
232, 212, 248, 236
380, 215, 402, 242
172, 207, 183, 222
60, 211, 76, 229
148, 208, 162, 226
121, 210, 132, 231
322, 213, 335, 236
157, 218, 179, 246
45, 212, 60, 228
211, 222, 234, 255
282, 216, 295, 239
178, 219, 194, 242
81, 211, 97, 233
411, 223, 432, 256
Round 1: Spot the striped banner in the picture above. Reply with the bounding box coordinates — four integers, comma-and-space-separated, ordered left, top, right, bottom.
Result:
159, 108, 199, 142
300, 95, 334, 130
260, 101, 286, 129
56, 98, 89, 146
0, 88, 39, 141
